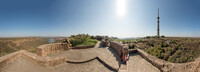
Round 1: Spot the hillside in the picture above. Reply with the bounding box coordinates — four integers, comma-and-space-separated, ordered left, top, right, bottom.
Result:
136, 37, 200, 63
0, 37, 48, 57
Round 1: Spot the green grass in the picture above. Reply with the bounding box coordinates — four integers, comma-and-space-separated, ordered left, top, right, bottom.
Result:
69, 34, 98, 47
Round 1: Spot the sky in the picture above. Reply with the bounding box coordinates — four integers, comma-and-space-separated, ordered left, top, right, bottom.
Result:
0, 0, 200, 38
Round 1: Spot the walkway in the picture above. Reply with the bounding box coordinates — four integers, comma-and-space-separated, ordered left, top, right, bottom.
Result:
127, 53, 160, 72
2, 41, 160, 72
2, 57, 113, 72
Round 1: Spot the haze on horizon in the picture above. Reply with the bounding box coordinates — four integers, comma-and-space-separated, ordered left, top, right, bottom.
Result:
0, 0, 200, 38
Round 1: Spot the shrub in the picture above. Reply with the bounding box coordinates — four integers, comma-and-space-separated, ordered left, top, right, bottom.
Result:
161, 35, 165, 38
70, 34, 98, 47
162, 43, 168, 47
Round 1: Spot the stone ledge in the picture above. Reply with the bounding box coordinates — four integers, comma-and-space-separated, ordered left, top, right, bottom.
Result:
129, 49, 137, 53
0, 50, 119, 72
67, 57, 96, 63
66, 56, 119, 72
110, 41, 129, 55
137, 48, 200, 72
0, 50, 23, 71
0, 50, 67, 70
97, 56, 118, 72
36, 43, 70, 56
22, 50, 66, 67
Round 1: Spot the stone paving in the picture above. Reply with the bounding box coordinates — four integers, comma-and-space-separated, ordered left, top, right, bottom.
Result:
2, 57, 113, 72
48, 45, 121, 68
2, 41, 160, 72
127, 53, 160, 72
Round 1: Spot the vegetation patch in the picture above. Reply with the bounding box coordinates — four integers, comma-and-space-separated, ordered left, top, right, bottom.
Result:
0, 37, 48, 57
137, 37, 200, 63
69, 34, 98, 47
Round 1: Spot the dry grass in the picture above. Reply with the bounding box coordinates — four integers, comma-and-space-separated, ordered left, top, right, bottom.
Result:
136, 37, 200, 63
0, 37, 48, 57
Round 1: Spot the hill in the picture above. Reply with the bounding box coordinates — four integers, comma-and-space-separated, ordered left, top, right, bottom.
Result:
0, 37, 48, 57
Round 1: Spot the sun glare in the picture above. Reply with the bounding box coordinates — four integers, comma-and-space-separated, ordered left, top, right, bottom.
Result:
116, 0, 127, 17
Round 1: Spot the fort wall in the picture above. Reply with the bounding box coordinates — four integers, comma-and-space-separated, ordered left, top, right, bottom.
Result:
0, 50, 22, 70
137, 48, 200, 72
110, 41, 129, 55
0, 50, 66, 70
36, 43, 70, 56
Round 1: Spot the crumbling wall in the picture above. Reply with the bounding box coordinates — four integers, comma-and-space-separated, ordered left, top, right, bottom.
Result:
36, 43, 70, 56
110, 41, 128, 55
101, 40, 109, 47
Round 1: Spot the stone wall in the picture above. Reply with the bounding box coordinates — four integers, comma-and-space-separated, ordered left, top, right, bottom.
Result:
72, 45, 95, 49
101, 40, 109, 47
137, 48, 200, 72
0, 50, 23, 70
22, 50, 66, 67
110, 41, 129, 55
36, 43, 70, 56
0, 50, 66, 70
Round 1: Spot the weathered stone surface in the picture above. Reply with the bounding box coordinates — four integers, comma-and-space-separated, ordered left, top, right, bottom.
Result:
101, 40, 109, 47
127, 54, 160, 72
0, 50, 23, 71
110, 41, 129, 55
137, 48, 200, 72
36, 43, 71, 56
2, 57, 113, 72
0, 50, 66, 70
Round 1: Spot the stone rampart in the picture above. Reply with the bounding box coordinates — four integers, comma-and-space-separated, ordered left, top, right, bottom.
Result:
137, 48, 200, 72
0, 50, 66, 70
110, 41, 129, 55
36, 43, 70, 56
0, 50, 23, 70
101, 40, 109, 47
22, 50, 66, 67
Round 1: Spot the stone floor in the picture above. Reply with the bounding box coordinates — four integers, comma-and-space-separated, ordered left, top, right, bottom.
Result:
1, 41, 160, 72
48, 46, 121, 68
2, 57, 113, 72
127, 53, 160, 72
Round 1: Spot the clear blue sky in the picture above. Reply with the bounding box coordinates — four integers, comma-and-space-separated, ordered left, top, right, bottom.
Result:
0, 0, 200, 38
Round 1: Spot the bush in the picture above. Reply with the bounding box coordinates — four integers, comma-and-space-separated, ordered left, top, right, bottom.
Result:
161, 36, 165, 38
70, 34, 98, 47
162, 43, 168, 47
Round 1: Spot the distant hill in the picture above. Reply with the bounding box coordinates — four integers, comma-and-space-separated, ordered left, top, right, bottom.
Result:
0, 37, 49, 57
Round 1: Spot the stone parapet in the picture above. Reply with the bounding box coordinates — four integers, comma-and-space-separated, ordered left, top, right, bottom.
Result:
22, 50, 66, 67
36, 43, 70, 56
101, 40, 109, 47
110, 41, 129, 55
0, 50, 66, 70
137, 48, 200, 72
0, 50, 23, 71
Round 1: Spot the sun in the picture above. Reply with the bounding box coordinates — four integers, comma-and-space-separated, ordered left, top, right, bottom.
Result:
116, 0, 127, 17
